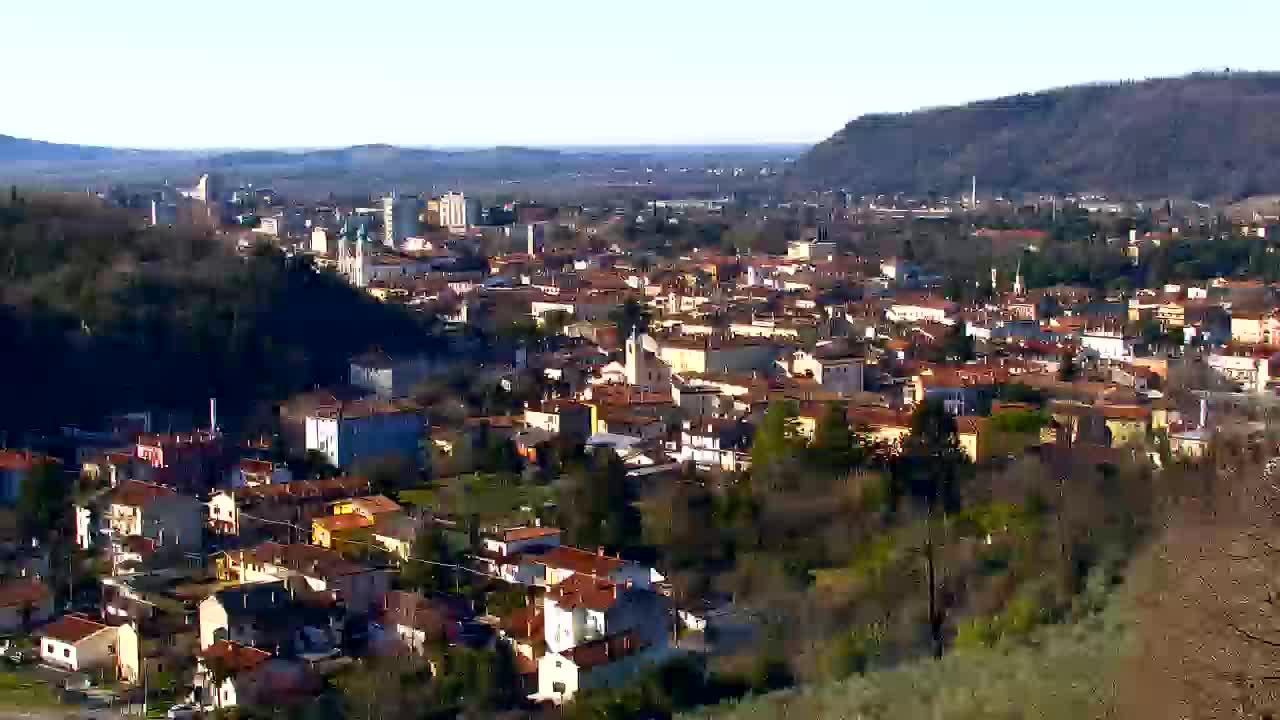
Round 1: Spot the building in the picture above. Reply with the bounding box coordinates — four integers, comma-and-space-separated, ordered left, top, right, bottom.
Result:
656, 336, 777, 376
108, 480, 204, 549
310, 227, 330, 255
886, 298, 957, 324
196, 641, 310, 710
198, 580, 344, 653
378, 591, 470, 653
207, 475, 372, 537
349, 352, 434, 399
215, 542, 391, 616
439, 192, 479, 232
134, 430, 223, 493
786, 237, 836, 262
524, 401, 594, 442
304, 399, 425, 469
150, 199, 178, 227
791, 347, 864, 395
533, 574, 672, 703
1080, 330, 1133, 361
678, 419, 752, 472
624, 332, 671, 392
382, 193, 422, 249
1208, 352, 1270, 393
39, 614, 118, 672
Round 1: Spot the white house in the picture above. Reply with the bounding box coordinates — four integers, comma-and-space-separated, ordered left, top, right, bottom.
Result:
533, 574, 672, 703
1208, 353, 1270, 393
1080, 331, 1133, 361
791, 348, 864, 395
39, 614, 118, 672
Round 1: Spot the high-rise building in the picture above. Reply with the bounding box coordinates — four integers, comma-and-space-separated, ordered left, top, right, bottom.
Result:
381, 193, 422, 249
439, 191, 479, 232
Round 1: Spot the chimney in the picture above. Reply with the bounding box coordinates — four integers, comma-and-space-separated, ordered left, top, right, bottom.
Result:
597, 546, 605, 557
612, 584, 618, 600
526, 617, 533, 638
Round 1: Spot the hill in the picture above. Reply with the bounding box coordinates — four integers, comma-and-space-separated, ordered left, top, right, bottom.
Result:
795, 72, 1280, 199
0, 133, 181, 166
0, 193, 445, 436
680, 598, 1132, 720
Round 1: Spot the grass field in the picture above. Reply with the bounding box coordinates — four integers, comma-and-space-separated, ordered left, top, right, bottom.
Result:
398, 473, 553, 525
0, 670, 62, 708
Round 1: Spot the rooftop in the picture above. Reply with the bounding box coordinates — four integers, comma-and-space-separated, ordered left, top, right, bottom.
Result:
201, 640, 272, 675
41, 613, 111, 644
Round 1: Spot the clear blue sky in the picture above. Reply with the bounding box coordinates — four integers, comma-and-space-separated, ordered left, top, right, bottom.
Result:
4, 0, 1278, 149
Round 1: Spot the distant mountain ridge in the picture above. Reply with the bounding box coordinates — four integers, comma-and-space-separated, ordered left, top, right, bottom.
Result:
0, 134, 178, 164
795, 72, 1280, 199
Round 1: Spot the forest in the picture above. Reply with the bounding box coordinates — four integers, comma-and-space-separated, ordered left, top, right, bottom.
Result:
0, 192, 445, 437
797, 72, 1280, 198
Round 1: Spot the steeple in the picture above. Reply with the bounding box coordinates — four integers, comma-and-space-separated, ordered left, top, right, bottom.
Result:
1013, 257, 1024, 297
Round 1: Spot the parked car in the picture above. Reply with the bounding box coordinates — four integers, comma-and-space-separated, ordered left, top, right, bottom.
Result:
167, 703, 201, 720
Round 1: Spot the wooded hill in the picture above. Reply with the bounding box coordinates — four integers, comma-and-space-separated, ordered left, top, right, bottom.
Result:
0, 193, 444, 437
795, 72, 1280, 199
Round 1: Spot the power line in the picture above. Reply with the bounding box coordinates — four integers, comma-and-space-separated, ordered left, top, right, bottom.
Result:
233, 511, 504, 581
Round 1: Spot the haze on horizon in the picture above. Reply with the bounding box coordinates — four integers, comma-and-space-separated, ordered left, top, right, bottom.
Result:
5, 0, 1279, 151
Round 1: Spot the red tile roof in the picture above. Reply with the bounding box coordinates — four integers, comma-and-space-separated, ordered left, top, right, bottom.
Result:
535, 546, 625, 577
500, 526, 562, 543
111, 480, 177, 508
0, 450, 59, 472
41, 614, 110, 644
548, 573, 625, 612
201, 641, 272, 675
561, 631, 645, 670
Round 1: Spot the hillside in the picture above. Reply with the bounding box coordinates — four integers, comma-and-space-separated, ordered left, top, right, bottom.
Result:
0, 193, 444, 436
796, 72, 1280, 198
681, 597, 1133, 720
0, 133, 181, 166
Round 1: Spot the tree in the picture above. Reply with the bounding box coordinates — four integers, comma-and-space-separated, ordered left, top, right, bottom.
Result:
1058, 351, 1079, 381
890, 399, 969, 658
541, 309, 572, 337
400, 524, 451, 593
942, 324, 975, 362
17, 460, 71, 542
751, 400, 798, 473
610, 298, 652, 339
808, 401, 866, 473
557, 452, 638, 550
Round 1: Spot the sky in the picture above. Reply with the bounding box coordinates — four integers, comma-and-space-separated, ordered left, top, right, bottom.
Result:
4, 0, 1279, 149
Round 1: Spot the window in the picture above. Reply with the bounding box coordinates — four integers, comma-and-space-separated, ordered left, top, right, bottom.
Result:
45, 643, 53, 654
63, 648, 70, 658
555, 660, 562, 668
552, 682, 566, 694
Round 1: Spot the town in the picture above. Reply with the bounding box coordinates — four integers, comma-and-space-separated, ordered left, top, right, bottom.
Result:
1, 162, 1279, 720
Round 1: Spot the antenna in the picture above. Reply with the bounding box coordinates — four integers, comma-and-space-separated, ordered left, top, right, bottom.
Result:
971, 175, 977, 211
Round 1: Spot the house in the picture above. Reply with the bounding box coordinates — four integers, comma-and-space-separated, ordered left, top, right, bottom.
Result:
378, 591, 470, 653
1230, 311, 1280, 346
311, 513, 375, 551
0, 450, 61, 506
207, 476, 372, 537
0, 578, 53, 633
108, 480, 204, 549
216, 542, 391, 616
196, 641, 310, 710
524, 401, 594, 442
678, 419, 751, 472
533, 574, 672, 703
534, 546, 654, 589
197, 581, 343, 656
1080, 330, 1133, 361
1207, 352, 1270, 393
656, 335, 778, 376
116, 615, 199, 686
474, 526, 564, 584
370, 513, 420, 561
134, 431, 223, 492
305, 399, 425, 470
235, 459, 292, 488
349, 351, 435, 400
886, 297, 957, 324
39, 614, 118, 672
792, 346, 865, 395
498, 604, 545, 687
